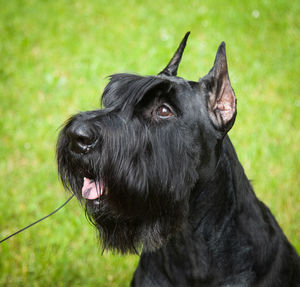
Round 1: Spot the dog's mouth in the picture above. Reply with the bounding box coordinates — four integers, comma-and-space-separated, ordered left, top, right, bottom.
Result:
82, 177, 107, 200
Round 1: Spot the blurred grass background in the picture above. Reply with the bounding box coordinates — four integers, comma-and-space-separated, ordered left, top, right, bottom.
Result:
0, 0, 299, 286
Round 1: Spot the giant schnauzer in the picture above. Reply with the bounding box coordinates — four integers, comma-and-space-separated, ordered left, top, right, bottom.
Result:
57, 32, 300, 286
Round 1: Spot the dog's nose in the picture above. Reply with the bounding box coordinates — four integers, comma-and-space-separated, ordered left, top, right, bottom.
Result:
67, 123, 97, 154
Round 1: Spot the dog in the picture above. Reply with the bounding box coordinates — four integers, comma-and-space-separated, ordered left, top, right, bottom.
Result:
57, 32, 300, 286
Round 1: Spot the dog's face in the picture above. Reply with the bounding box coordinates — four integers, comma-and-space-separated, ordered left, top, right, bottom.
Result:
57, 33, 236, 253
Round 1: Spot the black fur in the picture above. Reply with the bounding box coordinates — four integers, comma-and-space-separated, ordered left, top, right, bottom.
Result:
57, 33, 300, 286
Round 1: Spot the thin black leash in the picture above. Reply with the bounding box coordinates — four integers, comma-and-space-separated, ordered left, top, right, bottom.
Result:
0, 194, 75, 244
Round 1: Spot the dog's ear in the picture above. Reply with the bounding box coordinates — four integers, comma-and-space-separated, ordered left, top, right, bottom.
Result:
159, 32, 190, 77
206, 42, 236, 133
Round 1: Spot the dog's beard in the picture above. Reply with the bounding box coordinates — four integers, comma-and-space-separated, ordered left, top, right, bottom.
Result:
58, 161, 190, 254
85, 191, 189, 254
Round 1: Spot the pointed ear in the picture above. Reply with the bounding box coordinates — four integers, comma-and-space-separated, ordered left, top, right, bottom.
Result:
158, 32, 190, 77
206, 42, 236, 133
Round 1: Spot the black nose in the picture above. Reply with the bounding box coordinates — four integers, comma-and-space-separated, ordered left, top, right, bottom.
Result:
67, 123, 97, 154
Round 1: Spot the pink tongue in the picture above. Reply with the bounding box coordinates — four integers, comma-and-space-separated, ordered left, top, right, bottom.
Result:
82, 177, 103, 199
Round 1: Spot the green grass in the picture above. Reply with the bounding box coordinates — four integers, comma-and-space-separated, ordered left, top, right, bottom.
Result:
0, 0, 299, 286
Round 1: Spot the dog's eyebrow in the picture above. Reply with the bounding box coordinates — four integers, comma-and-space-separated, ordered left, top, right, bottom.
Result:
102, 73, 171, 110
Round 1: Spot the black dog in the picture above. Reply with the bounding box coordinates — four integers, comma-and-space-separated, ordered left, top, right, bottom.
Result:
57, 32, 300, 286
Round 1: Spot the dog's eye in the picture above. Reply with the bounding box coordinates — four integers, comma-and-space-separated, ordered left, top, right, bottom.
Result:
156, 105, 173, 118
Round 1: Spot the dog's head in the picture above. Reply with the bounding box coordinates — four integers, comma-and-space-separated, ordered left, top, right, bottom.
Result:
57, 32, 236, 253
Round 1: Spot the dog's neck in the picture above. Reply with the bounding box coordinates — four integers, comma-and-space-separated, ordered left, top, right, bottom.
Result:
189, 135, 254, 233
141, 136, 261, 284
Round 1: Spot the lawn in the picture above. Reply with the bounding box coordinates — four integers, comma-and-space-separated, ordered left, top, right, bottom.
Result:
0, 0, 299, 286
